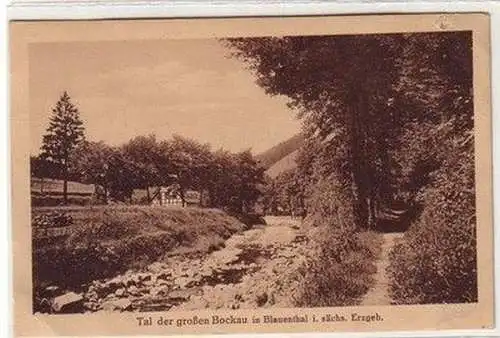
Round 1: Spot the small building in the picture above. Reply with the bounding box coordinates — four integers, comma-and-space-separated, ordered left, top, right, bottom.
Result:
151, 184, 201, 207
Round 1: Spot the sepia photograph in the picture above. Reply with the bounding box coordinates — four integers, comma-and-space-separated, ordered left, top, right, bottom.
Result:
10, 14, 493, 336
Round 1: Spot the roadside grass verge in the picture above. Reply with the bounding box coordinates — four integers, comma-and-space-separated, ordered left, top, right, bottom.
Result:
294, 226, 382, 307
32, 206, 247, 292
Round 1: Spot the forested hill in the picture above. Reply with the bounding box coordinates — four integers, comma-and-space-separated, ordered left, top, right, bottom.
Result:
256, 133, 304, 170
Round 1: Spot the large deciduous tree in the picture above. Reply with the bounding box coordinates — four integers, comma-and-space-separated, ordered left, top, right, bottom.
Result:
232, 150, 266, 213
122, 135, 163, 202
70, 141, 114, 203
225, 32, 472, 229
225, 35, 401, 228
165, 135, 213, 207
40, 91, 85, 204
72, 141, 144, 203
30, 155, 62, 194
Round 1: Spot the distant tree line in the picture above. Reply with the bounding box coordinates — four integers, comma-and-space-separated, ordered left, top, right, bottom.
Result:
31, 92, 265, 212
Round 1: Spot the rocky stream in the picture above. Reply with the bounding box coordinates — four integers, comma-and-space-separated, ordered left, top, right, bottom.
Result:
41, 216, 312, 313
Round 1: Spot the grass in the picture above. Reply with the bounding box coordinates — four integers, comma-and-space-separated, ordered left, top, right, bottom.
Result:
31, 178, 155, 206
31, 178, 95, 194
32, 206, 247, 292
31, 178, 95, 207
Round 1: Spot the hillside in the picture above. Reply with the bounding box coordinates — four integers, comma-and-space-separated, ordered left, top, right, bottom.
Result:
266, 150, 300, 178
256, 133, 304, 171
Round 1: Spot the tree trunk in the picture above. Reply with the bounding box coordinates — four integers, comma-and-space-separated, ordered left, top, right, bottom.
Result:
63, 166, 68, 205
238, 196, 244, 214
367, 196, 376, 229
40, 177, 45, 194
103, 183, 108, 204
179, 188, 186, 207
349, 88, 372, 229
156, 186, 161, 205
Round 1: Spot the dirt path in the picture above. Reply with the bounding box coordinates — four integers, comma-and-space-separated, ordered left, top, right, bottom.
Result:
360, 232, 404, 306
82, 216, 311, 312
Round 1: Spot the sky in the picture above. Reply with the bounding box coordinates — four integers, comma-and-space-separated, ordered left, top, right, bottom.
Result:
29, 39, 302, 156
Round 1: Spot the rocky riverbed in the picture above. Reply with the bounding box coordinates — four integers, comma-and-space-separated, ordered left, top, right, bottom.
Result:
42, 216, 312, 313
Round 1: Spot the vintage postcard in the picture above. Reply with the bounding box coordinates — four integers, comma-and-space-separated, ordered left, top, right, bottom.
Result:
10, 13, 493, 336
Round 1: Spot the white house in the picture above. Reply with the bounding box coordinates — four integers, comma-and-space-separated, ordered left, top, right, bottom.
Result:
151, 184, 201, 207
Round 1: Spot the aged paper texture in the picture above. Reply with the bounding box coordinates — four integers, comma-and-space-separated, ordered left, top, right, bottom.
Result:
10, 13, 493, 336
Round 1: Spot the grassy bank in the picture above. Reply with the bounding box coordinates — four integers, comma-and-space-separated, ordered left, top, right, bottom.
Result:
32, 206, 247, 291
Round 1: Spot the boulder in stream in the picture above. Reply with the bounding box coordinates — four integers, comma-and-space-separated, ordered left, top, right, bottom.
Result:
52, 292, 84, 313
101, 298, 132, 312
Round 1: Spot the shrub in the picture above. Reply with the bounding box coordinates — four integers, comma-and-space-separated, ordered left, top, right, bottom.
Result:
31, 195, 91, 207
305, 174, 356, 228
32, 211, 74, 228
388, 134, 477, 304
294, 177, 382, 307
295, 226, 381, 307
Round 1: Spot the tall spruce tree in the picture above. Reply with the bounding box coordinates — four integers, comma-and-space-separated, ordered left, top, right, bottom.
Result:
41, 91, 85, 204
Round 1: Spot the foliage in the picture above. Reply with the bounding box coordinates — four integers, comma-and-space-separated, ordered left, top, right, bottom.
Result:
263, 168, 305, 216
32, 211, 74, 228
206, 148, 265, 212
388, 124, 476, 304
70, 141, 145, 202
231, 150, 266, 212
121, 135, 165, 201
384, 32, 477, 304
165, 135, 214, 206
295, 225, 381, 307
65, 134, 266, 210
30, 156, 62, 180
225, 32, 473, 229
70, 141, 114, 201
285, 175, 380, 306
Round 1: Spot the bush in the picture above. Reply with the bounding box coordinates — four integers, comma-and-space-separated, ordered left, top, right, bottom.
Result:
305, 174, 355, 228
32, 211, 74, 228
31, 194, 91, 207
388, 135, 477, 304
295, 226, 381, 307
294, 177, 382, 307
